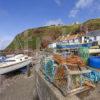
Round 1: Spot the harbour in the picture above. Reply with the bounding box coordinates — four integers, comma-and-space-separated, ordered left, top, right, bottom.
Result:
0, 7, 100, 99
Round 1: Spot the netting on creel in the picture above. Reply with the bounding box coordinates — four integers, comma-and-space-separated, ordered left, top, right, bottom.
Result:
78, 47, 89, 64
44, 60, 55, 82
84, 71, 100, 83
42, 57, 67, 84
54, 65, 67, 85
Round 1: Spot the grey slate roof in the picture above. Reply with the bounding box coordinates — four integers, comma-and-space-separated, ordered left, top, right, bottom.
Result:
86, 30, 100, 36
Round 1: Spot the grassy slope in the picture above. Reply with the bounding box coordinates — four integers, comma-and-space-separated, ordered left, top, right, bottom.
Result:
83, 18, 100, 31
5, 18, 100, 53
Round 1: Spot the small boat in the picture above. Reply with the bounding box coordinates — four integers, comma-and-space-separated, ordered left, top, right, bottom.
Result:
0, 54, 33, 75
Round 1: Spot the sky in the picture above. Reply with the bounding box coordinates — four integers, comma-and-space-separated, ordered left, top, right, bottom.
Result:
0, 0, 100, 50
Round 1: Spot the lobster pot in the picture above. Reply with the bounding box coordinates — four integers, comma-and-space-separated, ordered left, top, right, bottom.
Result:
78, 47, 89, 64
84, 71, 100, 83
44, 59, 55, 82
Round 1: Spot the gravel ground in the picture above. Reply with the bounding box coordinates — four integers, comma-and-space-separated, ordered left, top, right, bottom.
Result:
77, 83, 100, 100
0, 51, 43, 100
0, 67, 39, 100
0, 51, 100, 100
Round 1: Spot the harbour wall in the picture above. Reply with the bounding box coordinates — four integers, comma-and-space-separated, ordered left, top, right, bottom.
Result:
35, 70, 80, 100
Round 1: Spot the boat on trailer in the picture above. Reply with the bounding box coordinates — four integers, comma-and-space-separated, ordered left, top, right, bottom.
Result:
0, 54, 33, 75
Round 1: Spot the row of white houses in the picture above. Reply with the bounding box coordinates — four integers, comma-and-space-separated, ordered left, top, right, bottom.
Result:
48, 30, 100, 48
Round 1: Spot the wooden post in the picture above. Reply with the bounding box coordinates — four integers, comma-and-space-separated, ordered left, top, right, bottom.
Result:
0, 75, 4, 86
64, 64, 72, 93
0, 75, 1, 93
67, 74, 72, 92
27, 65, 31, 77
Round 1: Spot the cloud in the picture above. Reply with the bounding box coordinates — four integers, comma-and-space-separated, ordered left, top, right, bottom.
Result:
54, 0, 62, 6
45, 19, 64, 26
69, 0, 94, 17
69, 9, 79, 18
76, 0, 94, 9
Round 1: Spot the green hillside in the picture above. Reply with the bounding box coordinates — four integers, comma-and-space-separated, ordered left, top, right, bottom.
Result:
83, 18, 100, 31
5, 18, 100, 53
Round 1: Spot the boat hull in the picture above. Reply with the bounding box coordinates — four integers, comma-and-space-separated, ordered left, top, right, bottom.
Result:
0, 58, 32, 75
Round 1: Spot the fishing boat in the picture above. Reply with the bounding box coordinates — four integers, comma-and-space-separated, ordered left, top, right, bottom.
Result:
0, 54, 33, 75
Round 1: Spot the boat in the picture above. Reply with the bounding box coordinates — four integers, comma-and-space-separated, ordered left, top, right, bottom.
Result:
0, 54, 33, 75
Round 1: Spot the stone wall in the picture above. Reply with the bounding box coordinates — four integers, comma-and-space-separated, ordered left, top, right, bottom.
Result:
35, 70, 80, 100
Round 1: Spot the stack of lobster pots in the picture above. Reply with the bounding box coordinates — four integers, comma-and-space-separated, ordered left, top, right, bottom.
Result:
53, 53, 86, 70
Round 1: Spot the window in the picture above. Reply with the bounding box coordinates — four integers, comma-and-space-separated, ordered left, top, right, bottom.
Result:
94, 36, 96, 41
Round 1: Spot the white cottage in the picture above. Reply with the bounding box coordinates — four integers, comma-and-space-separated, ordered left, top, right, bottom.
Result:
83, 30, 100, 45
48, 42, 57, 48
56, 30, 100, 48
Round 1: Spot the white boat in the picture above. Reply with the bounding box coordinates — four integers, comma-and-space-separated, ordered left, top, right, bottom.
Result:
0, 54, 33, 75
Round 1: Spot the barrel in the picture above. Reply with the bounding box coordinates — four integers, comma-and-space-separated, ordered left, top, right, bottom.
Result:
88, 56, 100, 68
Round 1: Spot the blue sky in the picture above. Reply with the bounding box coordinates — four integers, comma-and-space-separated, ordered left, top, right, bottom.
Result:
0, 0, 100, 50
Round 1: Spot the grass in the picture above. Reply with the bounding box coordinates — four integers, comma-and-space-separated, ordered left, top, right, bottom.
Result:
5, 18, 100, 52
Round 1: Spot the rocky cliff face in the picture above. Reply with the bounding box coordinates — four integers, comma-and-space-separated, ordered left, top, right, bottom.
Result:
5, 18, 100, 53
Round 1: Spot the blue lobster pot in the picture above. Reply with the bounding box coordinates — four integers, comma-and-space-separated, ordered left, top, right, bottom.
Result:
88, 56, 100, 69
84, 71, 100, 82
